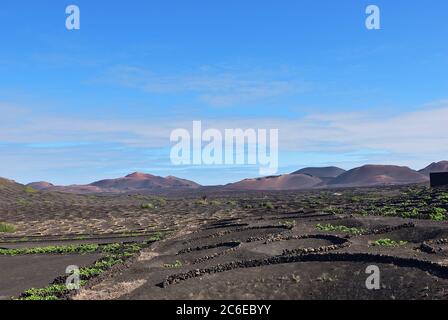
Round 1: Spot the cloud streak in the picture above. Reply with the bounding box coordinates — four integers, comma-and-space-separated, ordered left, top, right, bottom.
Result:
2, 100, 448, 155
1, 99, 448, 183
90, 65, 311, 107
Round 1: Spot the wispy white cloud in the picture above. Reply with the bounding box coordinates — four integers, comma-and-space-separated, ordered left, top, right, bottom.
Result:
2, 100, 448, 154
1, 99, 448, 181
89, 65, 311, 107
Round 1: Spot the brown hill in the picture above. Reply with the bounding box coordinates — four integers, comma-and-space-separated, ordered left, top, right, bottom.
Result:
225, 174, 322, 191
25, 181, 106, 194
26, 181, 55, 190
292, 166, 346, 178
419, 161, 448, 176
328, 165, 429, 187
89, 172, 201, 192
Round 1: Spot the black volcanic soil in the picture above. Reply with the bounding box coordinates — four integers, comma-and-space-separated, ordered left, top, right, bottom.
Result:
130, 261, 448, 300
2, 183, 448, 300
0, 254, 102, 299
0, 235, 152, 249
75, 209, 448, 300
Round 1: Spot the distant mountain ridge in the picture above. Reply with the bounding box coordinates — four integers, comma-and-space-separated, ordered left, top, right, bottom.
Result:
19, 161, 448, 194
225, 162, 442, 191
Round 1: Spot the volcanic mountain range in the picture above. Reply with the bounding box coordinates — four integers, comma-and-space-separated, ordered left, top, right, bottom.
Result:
26, 172, 200, 194
9, 161, 448, 194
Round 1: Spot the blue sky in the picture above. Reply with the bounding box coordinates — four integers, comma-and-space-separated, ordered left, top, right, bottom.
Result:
0, 0, 447, 185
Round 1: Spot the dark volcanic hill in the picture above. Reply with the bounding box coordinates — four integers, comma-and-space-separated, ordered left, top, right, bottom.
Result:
89, 172, 200, 192
0, 177, 55, 205
292, 166, 346, 178
225, 174, 323, 191
0, 177, 25, 194
328, 165, 429, 187
419, 161, 448, 176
